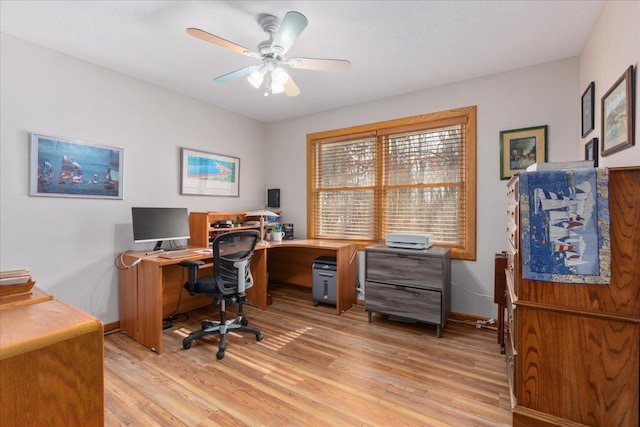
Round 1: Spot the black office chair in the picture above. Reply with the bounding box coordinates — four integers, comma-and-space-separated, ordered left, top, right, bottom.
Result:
179, 229, 263, 359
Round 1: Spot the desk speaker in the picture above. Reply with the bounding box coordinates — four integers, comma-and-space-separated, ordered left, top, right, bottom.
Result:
282, 223, 294, 240
267, 188, 280, 208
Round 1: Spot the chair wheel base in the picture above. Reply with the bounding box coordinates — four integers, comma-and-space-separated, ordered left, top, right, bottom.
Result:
216, 351, 225, 359
202, 320, 216, 329
183, 340, 192, 349
257, 334, 264, 341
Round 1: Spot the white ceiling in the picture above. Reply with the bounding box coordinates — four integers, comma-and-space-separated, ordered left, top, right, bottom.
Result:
1, 1, 605, 123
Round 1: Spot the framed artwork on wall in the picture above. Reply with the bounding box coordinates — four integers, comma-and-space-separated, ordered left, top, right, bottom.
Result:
585, 137, 598, 167
30, 133, 123, 199
180, 147, 240, 197
601, 65, 635, 156
581, 81, 595, 138
499, 125, 548, 180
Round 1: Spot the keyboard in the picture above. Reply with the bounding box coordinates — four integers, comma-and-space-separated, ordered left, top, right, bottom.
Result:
158, 250, 201, 259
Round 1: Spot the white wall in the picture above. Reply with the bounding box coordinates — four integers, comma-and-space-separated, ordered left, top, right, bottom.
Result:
265, 58, 579, 319
2, 1, 637, 325
579, 0, 640, 167
0, 34, 266, 323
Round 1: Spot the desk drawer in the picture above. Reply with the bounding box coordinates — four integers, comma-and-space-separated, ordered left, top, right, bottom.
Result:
365, 281, 441, 324
366, 251, 444, 290
507, 203, 519, 250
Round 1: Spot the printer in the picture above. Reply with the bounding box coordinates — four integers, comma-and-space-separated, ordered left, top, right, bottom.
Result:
385, 232, 434, 250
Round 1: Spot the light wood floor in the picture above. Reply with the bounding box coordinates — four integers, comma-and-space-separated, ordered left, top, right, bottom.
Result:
104, 284, 512, 426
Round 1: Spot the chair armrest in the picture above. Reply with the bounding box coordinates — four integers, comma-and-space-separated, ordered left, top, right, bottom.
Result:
178, 259, 204, 267
178, 260, 204, 295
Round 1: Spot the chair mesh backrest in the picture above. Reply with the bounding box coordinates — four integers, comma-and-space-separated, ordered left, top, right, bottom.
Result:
213, 230, 260, 293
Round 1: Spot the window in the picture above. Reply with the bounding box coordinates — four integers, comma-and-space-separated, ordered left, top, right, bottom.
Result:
307, 106, 476, 260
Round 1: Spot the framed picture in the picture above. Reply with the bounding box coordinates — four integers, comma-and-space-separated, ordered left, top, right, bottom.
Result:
581, 81, 595, 138
585, 137, 599, 167
601, 65, 635, 156
499, 125, 548, 180
180, 147, 240, 197
30, 133, 123, 199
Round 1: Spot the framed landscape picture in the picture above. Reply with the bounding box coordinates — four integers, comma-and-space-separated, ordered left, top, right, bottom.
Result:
581, 81, 595, 138
180, 147, 240, 197
30, 133, 123, 199
601, 65, 635, 156
499, 125, 548, 180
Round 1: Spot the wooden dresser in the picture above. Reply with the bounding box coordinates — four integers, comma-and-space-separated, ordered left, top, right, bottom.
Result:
0, 291, 104, 426
506, 167, 639, 426
364, 244, 451, 337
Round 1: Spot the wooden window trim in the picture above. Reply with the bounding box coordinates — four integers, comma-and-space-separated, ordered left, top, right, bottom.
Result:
307, 106, 476, 260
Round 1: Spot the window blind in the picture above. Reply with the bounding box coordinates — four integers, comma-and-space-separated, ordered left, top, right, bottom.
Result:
311, 134, 377, 240
308, 106, 476, 260
383, 124, 466, 246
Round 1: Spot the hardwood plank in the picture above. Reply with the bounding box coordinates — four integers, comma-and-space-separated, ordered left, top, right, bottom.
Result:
104, 283, 511, 426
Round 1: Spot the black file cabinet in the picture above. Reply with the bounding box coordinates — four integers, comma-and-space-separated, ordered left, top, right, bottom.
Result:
312, 256, 337, 306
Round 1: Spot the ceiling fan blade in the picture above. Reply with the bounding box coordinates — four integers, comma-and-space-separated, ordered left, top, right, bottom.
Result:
287, 57, 351, 72
284, 76, 301, 97
271, 11, 308, 56
213, 66, 258, 83
187, 28, 258, 58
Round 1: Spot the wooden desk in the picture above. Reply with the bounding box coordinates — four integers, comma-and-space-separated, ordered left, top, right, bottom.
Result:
119, 240, 358, 353
0, 298, 104, 426
266, 239, 358, 315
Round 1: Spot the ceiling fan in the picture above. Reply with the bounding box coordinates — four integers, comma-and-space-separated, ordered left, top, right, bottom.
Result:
187, 11, 351, 97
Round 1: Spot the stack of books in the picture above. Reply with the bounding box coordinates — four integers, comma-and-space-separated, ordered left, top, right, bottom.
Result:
0, 268, 35, 297
0, 268, 31, 285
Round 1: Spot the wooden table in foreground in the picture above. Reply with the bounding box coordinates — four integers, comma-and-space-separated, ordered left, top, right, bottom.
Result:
0, 286, 53, 310
0, 295, 104, 426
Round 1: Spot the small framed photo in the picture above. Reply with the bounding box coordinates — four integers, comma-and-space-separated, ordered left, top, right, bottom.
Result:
601, 65, 635, 156
180, 147, 240, 197
30, 133, 123, 199
581, 81, 595, 138
499, 125, 548, 180
585, 137, 598, 167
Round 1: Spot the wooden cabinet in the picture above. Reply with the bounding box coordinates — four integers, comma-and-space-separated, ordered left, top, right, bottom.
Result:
507, 167, 639, 427
0, 297, 104, 426
505, 175, 520, 409
364, 243, 451, 337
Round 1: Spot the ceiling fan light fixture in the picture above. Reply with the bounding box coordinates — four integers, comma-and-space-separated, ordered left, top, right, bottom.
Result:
247, 65, 267, 88
271, 67, 289, 85
271, 82, 285, 94
189, 10, 349, 99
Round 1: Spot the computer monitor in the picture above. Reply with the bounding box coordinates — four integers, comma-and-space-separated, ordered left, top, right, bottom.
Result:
131, 207, 191, 251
